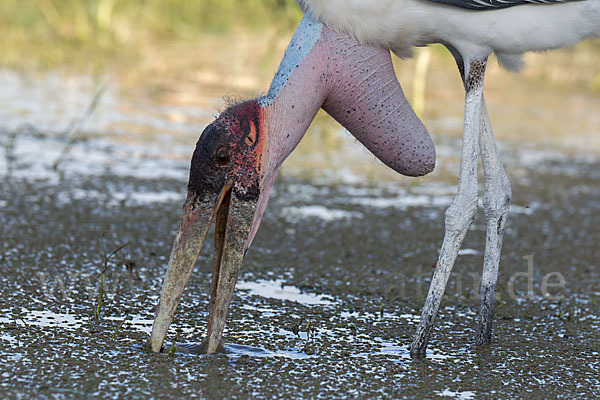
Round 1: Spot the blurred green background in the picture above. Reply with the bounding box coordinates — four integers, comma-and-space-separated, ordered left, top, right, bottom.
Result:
2, 0, 598, 88
0, 0, 300, 70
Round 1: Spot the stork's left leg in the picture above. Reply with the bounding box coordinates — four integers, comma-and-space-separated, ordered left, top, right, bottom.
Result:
476, 99, 512, 345
410, 57, 488, 357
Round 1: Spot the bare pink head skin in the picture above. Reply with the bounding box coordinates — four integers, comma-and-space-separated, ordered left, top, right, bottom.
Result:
145, 12, 435, 354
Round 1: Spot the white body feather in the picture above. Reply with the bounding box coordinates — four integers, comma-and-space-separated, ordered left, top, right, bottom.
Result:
298, 0, 600, 69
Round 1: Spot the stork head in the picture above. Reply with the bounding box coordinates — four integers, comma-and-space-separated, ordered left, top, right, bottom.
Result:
145, 99, 276, 354
188, 100, 265, 210
187, 99, 268, 247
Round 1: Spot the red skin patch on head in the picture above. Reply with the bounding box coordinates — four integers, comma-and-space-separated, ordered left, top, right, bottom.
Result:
220, 101, 267, 196
189, 100, 267, 202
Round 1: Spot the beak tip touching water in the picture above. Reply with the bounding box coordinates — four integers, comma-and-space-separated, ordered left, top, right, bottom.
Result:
146, 186, 258, 354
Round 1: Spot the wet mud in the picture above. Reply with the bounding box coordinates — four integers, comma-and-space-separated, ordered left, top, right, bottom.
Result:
0, 72, 599, 399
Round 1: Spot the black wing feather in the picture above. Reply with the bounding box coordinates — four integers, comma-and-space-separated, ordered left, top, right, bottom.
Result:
429, 0, 581, 11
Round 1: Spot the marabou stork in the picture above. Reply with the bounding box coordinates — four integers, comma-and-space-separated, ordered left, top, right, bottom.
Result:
147, 0, 600, 356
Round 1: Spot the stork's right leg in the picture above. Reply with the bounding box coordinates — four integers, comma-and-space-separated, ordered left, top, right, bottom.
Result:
410, 58, 488, 358
476, 99, 512, 345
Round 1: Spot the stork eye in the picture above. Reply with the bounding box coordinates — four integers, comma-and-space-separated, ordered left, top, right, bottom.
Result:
246, 120, 257, 146
215, 149, 231, 166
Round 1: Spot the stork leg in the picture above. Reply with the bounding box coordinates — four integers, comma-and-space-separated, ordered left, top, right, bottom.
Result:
476, 98, 511, 345
410, 57, 488, 357
451, 55, 512, 344
449, 55, 512, 345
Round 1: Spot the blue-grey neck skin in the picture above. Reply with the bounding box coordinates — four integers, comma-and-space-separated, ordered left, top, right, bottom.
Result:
259, 12, 323, 107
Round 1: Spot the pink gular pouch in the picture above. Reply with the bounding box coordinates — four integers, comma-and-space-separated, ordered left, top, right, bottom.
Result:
145, 12, 436, 354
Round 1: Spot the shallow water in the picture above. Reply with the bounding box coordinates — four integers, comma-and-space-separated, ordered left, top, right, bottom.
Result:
0, 71, 599, 398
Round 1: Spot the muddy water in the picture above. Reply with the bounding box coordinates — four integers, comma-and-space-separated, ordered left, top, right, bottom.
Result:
0, 70, 599, 398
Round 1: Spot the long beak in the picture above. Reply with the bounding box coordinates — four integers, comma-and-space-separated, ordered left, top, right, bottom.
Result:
145, 184, 257, 353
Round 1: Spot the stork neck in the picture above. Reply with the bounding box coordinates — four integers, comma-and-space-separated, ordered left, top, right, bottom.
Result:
258, 11, 434, 179
258, 13, 327, 175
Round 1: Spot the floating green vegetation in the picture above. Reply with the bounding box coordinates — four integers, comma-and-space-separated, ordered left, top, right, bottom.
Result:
168, 333, 179, 356
90, 241, 129, 325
